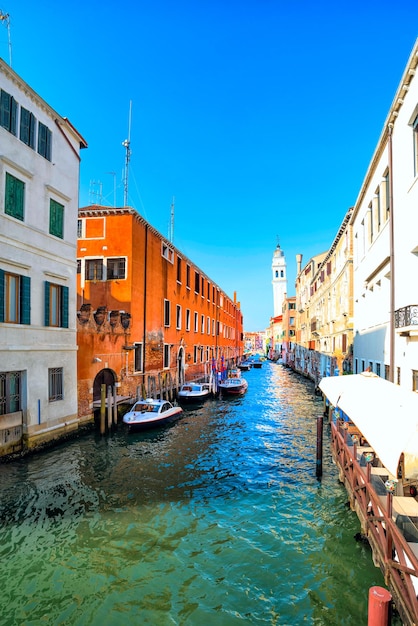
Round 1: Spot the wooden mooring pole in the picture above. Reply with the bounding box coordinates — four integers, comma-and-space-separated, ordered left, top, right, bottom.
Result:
368, 586, 392, 625
100, 384, 106, 435
316, 415, 323, 478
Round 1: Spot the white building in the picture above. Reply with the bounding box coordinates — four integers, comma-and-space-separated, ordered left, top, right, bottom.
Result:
271, 242, 287, 316
0, 59, 87, 454
352, 39, 418, 389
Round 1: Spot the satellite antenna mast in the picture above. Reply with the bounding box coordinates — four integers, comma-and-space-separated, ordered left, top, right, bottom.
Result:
169, 196, 175, 242
122, 101, 132, 207
0, 10, 12, 66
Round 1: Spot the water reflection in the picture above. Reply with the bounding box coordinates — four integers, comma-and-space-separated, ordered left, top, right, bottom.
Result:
0, 363, 385, 625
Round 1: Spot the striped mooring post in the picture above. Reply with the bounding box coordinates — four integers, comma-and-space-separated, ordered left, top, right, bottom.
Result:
368, 586, 392, 626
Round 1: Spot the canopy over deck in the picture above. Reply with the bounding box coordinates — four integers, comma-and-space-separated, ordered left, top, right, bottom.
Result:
319, 372, 418, 479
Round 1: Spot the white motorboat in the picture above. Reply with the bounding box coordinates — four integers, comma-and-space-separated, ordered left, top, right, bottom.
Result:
218, 376, 248, 396
178, 381, 212, 403
122, 398, 183, 430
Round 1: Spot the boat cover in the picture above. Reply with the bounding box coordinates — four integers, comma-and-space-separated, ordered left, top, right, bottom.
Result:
319, 372, 418, 479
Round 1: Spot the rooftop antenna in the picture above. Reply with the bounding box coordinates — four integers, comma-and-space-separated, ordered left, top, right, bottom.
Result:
0, 10, 12, 67
122, 101, 132, 207
169, 196, 175, 242
107, 171, 116, 207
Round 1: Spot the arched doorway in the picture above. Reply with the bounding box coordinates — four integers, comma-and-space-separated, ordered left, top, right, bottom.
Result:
93, 368, 117, 402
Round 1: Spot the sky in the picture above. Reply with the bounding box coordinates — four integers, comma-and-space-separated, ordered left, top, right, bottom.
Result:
2, 1, 418, 330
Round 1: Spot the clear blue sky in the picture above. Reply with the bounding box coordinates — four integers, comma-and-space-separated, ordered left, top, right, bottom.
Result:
2, 1, 417, 330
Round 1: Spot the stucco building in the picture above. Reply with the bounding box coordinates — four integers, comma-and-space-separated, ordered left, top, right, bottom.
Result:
351, 38, 418, 388
0, 58, 87, 455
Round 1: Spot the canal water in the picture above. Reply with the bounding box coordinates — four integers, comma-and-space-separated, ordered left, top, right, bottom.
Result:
0, 363, 386, 625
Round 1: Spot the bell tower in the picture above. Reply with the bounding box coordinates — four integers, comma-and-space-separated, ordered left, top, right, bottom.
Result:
272, 241, 287, 316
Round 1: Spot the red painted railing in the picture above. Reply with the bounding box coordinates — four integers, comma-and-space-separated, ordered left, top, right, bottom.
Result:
331, 420, 418, 625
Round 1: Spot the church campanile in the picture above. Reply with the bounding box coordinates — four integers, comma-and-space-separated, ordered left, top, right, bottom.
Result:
271, 242, 288, 317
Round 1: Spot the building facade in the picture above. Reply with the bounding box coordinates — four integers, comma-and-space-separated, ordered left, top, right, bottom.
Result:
0, 59, 87, 455
77, 206, 244, 420
351, 39, 418, 389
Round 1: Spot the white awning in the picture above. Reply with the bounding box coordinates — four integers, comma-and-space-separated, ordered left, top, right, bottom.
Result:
319, 372, 418, 479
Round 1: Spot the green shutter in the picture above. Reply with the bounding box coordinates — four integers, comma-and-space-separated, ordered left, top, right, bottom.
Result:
0, 269, 4, 323
62, 286, 69, 328
44, 281, 50, 326
20, 276, 31, 325
50, 199, 64, 238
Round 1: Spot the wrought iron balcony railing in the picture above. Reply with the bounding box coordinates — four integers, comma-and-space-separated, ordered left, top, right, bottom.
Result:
395, 305, 418, 328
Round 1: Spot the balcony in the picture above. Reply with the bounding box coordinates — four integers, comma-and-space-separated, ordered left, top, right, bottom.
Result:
395, 305, 418, 336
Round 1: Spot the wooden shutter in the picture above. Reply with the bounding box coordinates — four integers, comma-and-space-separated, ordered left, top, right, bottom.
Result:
61, 286, 69, 328
44, 281, 50, 326
20, 276, 31, 325
0, 269, 4, 323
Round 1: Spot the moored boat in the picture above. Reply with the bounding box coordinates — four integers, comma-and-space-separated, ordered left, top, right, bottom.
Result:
178, 381, 212, 403
218, 376, 248, 396
122, 398, 183, 430
238, 360, 252, 371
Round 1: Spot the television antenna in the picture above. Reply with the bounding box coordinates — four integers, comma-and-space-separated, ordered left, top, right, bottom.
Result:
169, 196, 175, 242
122, 101, 132, 207
0, 10, 12, 66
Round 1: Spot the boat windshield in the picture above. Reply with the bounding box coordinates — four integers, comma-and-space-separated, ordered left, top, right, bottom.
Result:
133, 403, 159, 413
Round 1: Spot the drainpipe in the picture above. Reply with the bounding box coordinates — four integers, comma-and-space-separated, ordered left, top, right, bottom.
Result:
142, 225, 148, 379
388, 123, 395, 383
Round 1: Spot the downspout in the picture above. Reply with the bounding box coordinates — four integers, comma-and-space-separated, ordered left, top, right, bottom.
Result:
388, 123, 395, 383
142, 225, 148, 381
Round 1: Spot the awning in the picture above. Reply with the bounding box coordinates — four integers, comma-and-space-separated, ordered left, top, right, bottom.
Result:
319, 372, 418, 479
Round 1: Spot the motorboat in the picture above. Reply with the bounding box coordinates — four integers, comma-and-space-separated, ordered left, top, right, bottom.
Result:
178, 381, 212, 403
218, 376, 248, 396
122, 398, 183, 430
237, 360, 252, 371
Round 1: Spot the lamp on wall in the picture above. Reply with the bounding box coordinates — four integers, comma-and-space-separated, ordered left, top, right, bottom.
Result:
92, 357, 102, 363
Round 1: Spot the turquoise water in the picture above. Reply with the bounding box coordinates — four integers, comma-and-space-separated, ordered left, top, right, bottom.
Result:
0, 364, 385, 625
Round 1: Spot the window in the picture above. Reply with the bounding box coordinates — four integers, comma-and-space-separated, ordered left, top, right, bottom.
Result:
44, 282, 69, 328
38, 122, 52, 160
194, 312, 198, 332
134, 343, 143, 372
177, 256, 182, 282
0, 89, 17, 135
376, 363, 381, 377
186, 264, 190, 288
20, 107, 36, 148
185, 309, 190, 331
176, 304, 182, 329
77, 219, 83, 238
161, 242, 174, 263
207, 316, 210, 334
85, 259, 103, 281
163, 344, 170, 369
0, 270, 30, 324
49, 367, 63, 402
384, 172, 390, 220
49, 199, 64, 238
194, 271, 200, 293
0, 371, 22, 415
201, 314, 205, 333
5, 172, 24, 221
164, 299, 171, 327
107, 258, 126, 280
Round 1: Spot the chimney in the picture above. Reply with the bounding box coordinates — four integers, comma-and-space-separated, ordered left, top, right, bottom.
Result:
296, 253, 303, 275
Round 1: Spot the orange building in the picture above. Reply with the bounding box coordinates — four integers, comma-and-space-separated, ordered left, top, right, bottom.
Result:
76, 205, 244, 419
